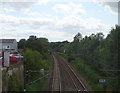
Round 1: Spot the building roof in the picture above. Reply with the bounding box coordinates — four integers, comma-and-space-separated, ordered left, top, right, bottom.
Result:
0, 39, 16, 43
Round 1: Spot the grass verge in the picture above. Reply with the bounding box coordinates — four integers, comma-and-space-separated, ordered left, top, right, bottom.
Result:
57, 52, 115, 92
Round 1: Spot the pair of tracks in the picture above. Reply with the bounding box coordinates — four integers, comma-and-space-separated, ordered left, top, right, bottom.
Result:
51, 53, 89, 93
52, 55, 61, 91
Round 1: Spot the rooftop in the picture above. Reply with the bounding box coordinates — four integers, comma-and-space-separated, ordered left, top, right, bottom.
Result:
0, 39, 16, 43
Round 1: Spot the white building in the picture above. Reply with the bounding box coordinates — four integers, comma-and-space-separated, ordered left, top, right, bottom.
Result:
0, 39, 18, 51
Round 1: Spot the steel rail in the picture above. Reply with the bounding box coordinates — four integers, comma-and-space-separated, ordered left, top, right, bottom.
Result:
58, 63, 62, 92
65, 66, 81, 92
51, 55, 61, 92
57, 54, 89, 93
67, 63, 88, 93
58, 58, 82, 92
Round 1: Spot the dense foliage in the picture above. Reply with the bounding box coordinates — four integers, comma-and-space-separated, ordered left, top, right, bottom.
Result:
18, 36, 51, 91
18, 25, 119, 91
53, 25, 120, 91
18, 37, 49, 56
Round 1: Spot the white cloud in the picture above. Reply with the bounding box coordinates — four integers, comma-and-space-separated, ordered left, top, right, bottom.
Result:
2, 8, 15, 12
0, 11, 113, 42
1, 2, 35, 11
92, 0, 119, 2
23, 10, 53, 18
53, 2, 86, 15
2, 0, 119, 2
0, 1, 115, 42
102, 2, 118, 15
52, 3, 71, 13
2, 0, 118, 15
1, 0, 53, 3
92, 0, 119, 15
1, 0, 56, 12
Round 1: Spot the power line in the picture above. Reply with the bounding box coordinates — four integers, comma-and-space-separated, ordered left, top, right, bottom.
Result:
26, 74, 48, 85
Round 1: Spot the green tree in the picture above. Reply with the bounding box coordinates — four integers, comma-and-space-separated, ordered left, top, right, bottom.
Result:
18, 39, 26, 49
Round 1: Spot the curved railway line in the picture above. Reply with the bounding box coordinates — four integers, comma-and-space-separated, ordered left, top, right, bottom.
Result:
50, 53, 90, 92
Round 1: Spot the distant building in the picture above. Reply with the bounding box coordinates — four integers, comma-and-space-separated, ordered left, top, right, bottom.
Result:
28, 35, 37, 41
0, 39, 18, 51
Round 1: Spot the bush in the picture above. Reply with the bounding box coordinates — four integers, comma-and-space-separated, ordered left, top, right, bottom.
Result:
23, 48, 52, 91
8, 72, 23, 91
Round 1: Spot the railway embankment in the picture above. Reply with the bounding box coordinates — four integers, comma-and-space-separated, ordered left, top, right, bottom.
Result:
2, 62, 24, 91
45, 53, 91, 92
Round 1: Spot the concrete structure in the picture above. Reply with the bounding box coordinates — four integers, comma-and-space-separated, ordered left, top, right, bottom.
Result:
0, 39, 18, 51
28, 35, 37, 41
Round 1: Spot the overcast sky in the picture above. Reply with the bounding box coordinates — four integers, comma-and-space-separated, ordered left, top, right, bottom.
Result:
0, 0, 118, 42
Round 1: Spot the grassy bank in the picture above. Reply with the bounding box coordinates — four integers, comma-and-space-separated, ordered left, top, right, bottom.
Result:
24, 48, 53, 91
25, 75, 46, 91
2, 69, 24, 91
57, 52, 118, 92
71, 58, 103, 91
25, 57, 53, 91
8, 72, 23, 91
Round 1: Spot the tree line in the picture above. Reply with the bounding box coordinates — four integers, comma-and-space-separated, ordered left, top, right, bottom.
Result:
50, 25, 120, 91
51, 25, 119, 72
18, 25, 119, 91
18, 36, 51, 91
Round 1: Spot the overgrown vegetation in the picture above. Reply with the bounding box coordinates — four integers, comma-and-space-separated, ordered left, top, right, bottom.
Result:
17, 25, 119, 91
53, 25, 120, 92
8, 72, 23, 91
18, 37, 52, 91
2, 70, 23, 91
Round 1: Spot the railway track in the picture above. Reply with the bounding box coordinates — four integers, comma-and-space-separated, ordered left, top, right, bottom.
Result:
51, 53, 89, 92
58, 55, 88, 92
51, 55, 61, 92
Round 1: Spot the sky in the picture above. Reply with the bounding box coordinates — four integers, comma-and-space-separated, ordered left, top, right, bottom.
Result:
0, 0, 118, 42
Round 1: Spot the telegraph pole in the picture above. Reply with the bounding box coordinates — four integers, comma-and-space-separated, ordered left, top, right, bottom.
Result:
23, 59, 26, 92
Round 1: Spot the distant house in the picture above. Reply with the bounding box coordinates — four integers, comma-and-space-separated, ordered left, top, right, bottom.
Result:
28, 35, 37, 41
0, 39, 18, 51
